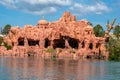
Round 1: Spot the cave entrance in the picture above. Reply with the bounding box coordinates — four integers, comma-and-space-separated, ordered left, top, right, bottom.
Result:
44, 38, 50, 48
89, 43, 93, 49
18, 38, 24, 46
53, 39, 65, 49
96, 43, 100, 48
68, 38, 78, 49
28, 39, 39, 46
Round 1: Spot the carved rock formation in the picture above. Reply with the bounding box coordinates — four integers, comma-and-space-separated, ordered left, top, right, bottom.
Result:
0, 11, 108, 59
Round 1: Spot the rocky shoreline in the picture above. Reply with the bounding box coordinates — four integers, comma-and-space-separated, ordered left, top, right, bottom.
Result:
0, 46, 108, 59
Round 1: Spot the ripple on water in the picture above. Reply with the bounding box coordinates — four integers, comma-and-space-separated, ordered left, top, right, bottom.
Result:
0, 57, 120, 80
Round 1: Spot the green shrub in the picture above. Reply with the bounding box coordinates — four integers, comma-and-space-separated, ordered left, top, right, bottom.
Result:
4, 42, 12, 50
46, 48, 56, 53
0, 37, 12, 50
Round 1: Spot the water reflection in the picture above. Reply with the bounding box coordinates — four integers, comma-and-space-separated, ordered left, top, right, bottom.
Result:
0, 57, 120, 80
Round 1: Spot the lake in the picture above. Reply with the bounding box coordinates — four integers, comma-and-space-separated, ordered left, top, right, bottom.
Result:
0, 57, 120, 80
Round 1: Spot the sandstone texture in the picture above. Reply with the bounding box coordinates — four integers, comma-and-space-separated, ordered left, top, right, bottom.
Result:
0, 11, 109, 59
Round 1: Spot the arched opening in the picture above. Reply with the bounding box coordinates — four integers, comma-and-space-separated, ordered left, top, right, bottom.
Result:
28, 39, 39, 46
96, 43, 100, 48
12, 42, 14, 46
68, 38, 78, 49
18, 38, 24, 46
53, 39, 65, 49
89, 43, 93, 49
44, 38, 50, 48
82, 41, 85, 48
88, 31, 90, 34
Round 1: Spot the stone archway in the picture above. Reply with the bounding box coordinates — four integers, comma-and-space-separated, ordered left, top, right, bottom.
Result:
96, 43, 100, 48
44, 38, 50, 48
68, 37, 79, 49
89, 43, 93, 49
18, 38, 24, 46
28, 39, 39, 46
53, 39, 65, 49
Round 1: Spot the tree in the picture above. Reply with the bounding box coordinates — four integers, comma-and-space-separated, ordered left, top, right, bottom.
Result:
93, 24, 105, 37
113, 25, 120, 39
2, 24, 11, 35
0, 36, 3, 45
104, 18, 120, 61
104, 18, 120, 42
0, 27, 3, 34
108, 39, 120, 61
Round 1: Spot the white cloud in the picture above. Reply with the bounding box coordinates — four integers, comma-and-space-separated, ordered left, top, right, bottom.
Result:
25, 7, 57, 15
0, 0, 72, 15
0, 0, 111, 16
70, 2, 110, 15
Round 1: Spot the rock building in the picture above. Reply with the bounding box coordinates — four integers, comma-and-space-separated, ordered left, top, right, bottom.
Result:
0, 11, 109, 59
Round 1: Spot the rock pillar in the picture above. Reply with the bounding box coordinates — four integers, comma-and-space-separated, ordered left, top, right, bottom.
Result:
78, 42, 82, 49
24, 37, 28, 47
65, 39, 71, 48
50, 40, 53, 48
40, 39, 45, 49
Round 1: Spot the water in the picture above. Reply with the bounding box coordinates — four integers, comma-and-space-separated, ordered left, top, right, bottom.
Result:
0, 57, 120, 80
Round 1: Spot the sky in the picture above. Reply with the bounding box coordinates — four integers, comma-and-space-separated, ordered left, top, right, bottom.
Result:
0, 0, 120, 30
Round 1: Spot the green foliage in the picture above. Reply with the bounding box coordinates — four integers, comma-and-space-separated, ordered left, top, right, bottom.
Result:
107, 39, 120, 61
46, 48, 56, 53
93, 24, 105, 37
3, 42, 12, 50
113, 25, 120, 39
2, 24, 11, 35
0, 36, 3, 45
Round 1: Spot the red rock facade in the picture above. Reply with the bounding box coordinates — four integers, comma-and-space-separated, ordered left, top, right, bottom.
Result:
0, 11, 109, 59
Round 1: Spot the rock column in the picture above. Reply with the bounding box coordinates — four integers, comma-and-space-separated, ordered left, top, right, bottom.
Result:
40, 39, 45, 49
24, 37, 28, 47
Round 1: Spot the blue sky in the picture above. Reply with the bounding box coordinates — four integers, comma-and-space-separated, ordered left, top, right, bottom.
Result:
0, 0, 120, 30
